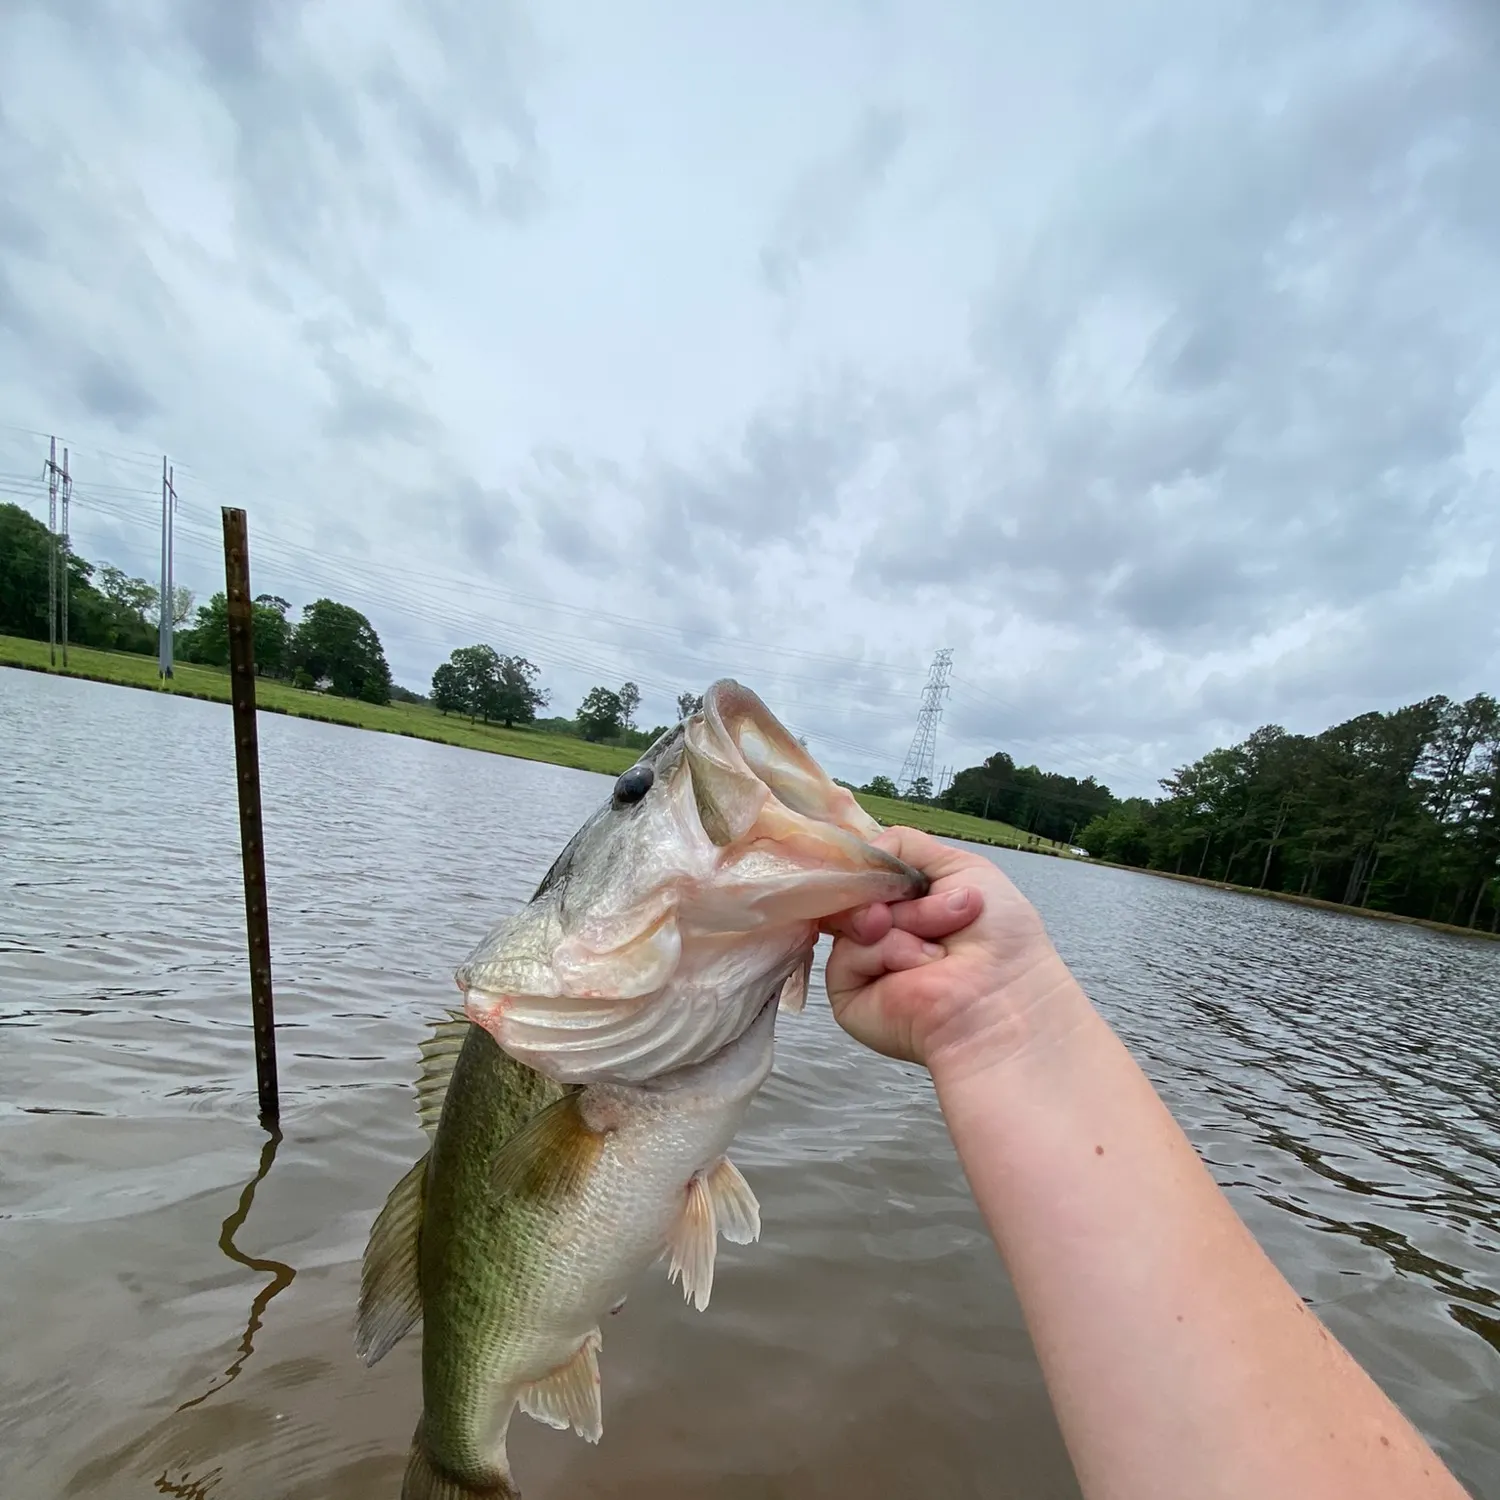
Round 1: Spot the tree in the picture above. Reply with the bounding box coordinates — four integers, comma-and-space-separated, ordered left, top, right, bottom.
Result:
431, 661, 465, 716
677, 691, 703, 720
577, 686, 625, 742
0, 502, 55, 639
434, 645, 550, 726
250, 595, 291, 678
89, 562, 158, 653
96, 564, 157, 620
906, 776, 933, 802
289, 598, 392, 704
178, 592, 291, 676
862, 775, 898, 798
493, 654, 548, 728
449, 644, 503, 722
619, 681, 641, 731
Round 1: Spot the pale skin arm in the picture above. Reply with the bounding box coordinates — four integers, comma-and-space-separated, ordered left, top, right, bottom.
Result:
822, 827, 1469, 1500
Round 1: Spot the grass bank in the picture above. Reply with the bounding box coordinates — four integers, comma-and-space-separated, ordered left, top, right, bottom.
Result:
0, 634, 1049, 850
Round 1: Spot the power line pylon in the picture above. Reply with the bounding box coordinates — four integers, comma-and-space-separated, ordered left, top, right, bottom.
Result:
897, 648, 953, 796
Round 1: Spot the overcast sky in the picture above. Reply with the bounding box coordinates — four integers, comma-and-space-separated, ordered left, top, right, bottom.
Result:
2, 0, 1497, 797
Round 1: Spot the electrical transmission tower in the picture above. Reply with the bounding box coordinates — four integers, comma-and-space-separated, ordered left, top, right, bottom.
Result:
897, 648, 953, 797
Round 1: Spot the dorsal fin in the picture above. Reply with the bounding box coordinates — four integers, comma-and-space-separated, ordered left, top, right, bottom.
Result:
416, 1012, 471, 1136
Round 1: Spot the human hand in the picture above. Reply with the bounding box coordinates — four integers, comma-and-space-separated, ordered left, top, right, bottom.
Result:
821, 826, 1085, 1082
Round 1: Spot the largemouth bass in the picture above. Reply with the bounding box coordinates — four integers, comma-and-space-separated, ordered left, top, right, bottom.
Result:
359, 682, 926, 1497
458, 679, 927, 1083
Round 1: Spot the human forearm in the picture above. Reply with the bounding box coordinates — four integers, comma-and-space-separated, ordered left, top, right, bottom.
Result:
931, 966, 1468, 1500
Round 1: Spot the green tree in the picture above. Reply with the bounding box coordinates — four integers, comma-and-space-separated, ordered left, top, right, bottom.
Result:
577, 686, 625, 742
493, 654, 548, 728
89, 563, 160, 652
449, 644, 503, 722
250, 595, 291, 677
906, 775, 933, 802
619, 681, 641, 731
289, 598, 392, 704
431, 661, 465, 715
0, 502, 53, 639
178, 592, 290, 676
862, 775, 898, 797
677, 690, 703, 720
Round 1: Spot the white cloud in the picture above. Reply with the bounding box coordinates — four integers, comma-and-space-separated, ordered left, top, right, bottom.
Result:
1, 0, 1496, 800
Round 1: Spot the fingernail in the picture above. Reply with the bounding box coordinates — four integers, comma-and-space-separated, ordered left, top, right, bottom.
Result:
946, 889, 970, 911
921, 942, 945, 960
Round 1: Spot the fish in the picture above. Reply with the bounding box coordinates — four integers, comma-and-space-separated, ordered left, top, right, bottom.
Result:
456, 678, 929, 1084
359, 682, 927, 1497
358, 996, 780, 1499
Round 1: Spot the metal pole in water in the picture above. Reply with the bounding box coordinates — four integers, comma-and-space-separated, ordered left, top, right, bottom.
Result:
222, 506, 279, 1123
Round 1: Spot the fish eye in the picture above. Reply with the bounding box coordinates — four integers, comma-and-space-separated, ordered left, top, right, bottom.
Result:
613, 764, 654, 806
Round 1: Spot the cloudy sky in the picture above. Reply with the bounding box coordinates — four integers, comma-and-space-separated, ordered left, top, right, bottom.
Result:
2, 0, 1497, 797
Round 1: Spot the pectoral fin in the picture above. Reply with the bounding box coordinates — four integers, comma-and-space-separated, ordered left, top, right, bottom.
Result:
518, 1330, 604, 1443
667, 1172, 718, 1311
355, 1153, 428, 1366
490, 1091, 609, 1203
778, 951, 813, 1014
665, 1157, 762, 1311
705, 1156, 761, 1245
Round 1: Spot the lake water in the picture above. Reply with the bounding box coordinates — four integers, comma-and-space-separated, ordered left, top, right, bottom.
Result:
2, 667, 1498, 1499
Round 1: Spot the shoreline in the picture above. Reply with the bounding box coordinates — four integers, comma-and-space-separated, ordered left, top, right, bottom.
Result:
1085, 857, 1499, 943
0, 642, 1045, 852
6, 646, 1493, 942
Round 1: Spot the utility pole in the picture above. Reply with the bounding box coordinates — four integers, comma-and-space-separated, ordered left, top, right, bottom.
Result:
59, 448, 71, 666
44, 437, 61, 666
158, 456, 177, 679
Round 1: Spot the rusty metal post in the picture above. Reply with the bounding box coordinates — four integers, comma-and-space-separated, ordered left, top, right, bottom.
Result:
222, 507, 279, 1122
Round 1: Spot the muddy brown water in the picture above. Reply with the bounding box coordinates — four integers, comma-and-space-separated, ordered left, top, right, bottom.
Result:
2, 668, 1498, 1499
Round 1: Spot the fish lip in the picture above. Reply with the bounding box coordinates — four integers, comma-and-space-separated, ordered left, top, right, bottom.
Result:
697, 679, 929, 899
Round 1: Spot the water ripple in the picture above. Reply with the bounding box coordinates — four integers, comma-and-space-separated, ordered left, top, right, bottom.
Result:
2, 668, 1498, 1499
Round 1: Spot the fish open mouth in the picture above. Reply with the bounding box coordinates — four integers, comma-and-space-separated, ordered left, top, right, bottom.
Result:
685, 680, 928, 902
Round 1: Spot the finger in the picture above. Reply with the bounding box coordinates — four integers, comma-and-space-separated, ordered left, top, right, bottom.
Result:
826, 927, 944, 992
819, 903, 893, 944
887, 885, 984, 941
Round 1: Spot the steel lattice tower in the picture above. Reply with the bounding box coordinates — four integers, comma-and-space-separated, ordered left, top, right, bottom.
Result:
897, 648, 953, 795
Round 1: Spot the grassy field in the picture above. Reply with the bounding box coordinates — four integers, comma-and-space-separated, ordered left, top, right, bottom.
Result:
0, 633, 1051, 850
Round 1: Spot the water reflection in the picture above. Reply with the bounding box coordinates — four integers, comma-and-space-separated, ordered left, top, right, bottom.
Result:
2, 669, 1499, 1499
176, 1126, 296, 1414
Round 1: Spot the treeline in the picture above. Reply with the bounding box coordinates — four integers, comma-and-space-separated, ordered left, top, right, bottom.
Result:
1, 501, 193, 653
178, 592, 394, 704
427, 649, 708, 752
1079, 696, 1500, 933
1, 501, 395, 704
858, 753, 1114, 847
